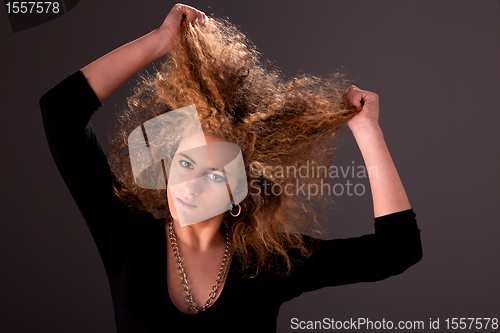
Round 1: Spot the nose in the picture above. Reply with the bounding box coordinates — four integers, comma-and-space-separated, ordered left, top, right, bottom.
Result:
182, 176, 204, 196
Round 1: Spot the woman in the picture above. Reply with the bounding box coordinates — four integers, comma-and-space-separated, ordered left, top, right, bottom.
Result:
40, 3, 422, 332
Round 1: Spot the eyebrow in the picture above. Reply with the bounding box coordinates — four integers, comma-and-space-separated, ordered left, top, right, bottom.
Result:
179, 153, 231, 175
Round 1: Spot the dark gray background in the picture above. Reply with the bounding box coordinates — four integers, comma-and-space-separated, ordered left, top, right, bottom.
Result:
1, 0, 499, 332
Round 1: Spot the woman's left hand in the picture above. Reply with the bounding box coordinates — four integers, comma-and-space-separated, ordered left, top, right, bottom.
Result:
344, 85, 380, 131
342, 85, 411, 217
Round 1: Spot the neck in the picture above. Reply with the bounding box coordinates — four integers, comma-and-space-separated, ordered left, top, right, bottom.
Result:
169, 214, 226, 252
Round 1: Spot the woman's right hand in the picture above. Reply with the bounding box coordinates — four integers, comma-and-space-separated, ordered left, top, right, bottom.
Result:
158, 3, 213, 55
81, 3, 213, 103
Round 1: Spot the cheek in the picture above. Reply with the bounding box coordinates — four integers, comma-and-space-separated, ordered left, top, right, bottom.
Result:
166, 186, 178, 218
228, 176, 240, 192
211, 184, 232, 204
190, 183, 230, 207
166, 185, 173, 202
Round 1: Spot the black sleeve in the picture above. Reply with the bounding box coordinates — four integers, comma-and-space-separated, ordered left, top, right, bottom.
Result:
40, 70, 133, 281
279, 209, 423, 302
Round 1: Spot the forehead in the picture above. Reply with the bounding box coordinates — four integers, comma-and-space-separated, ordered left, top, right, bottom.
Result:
176, 131, 240, 170
177, 131, 227, 151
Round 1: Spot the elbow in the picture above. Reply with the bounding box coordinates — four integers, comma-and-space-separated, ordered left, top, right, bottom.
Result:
39, 89, 56, 117
392, 236, 423, 276
412, 242, 423, 266
377, 231, 423, 279
39, 92, 49, 112
407, 231, 423, 267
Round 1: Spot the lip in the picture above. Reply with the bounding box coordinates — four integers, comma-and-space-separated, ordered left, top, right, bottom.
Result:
177, 197, 197, 209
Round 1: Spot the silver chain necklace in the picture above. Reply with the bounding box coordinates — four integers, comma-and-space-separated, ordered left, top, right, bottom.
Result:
168, 221, 231, 313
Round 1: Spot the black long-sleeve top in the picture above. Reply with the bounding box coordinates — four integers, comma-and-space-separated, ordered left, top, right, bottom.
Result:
40, 70, 422, 333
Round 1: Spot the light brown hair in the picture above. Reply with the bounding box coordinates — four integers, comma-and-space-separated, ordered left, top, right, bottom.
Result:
106, 16, 358, 278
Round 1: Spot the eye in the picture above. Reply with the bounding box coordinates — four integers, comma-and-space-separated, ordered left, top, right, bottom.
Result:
179, 160, 194, 169
207, 172, 225, 183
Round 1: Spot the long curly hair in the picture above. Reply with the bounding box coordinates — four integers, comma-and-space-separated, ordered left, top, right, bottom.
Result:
106, 16, 359, 278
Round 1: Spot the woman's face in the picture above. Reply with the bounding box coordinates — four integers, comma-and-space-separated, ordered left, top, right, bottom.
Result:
166, 131, 242, 227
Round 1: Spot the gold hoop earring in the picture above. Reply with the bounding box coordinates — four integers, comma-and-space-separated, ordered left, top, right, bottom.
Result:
229, 203, 241, 217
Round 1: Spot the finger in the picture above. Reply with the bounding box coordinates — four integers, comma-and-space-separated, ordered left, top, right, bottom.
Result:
168, 4, 193, 27
185, 6, 199, 22
344, 85, 378, 111
344, 85, 364, 111
359, 90, 379, 109
194, 12, 205, 25
200, 12, 207, 25
175, 3, 201, 23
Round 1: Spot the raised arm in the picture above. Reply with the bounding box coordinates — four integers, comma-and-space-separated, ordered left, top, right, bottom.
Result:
81, 3, 211, 102
344, 86, 412, 218
39, 4, 211, 281
278, 100, 421, 299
